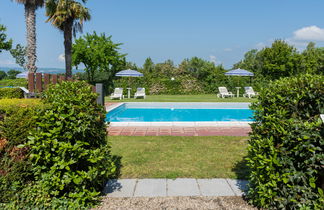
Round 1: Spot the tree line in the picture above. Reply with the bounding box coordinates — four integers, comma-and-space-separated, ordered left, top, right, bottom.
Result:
68, 33, 324, 94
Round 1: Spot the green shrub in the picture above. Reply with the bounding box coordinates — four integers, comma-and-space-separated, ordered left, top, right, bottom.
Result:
0, 79, 27, 88
0, 88, 23, 99
247, 74, 324, 209
27, 81, 117, 207
0, 99, 44, 204
114, 76, 204, 95
1, 183, 89, 210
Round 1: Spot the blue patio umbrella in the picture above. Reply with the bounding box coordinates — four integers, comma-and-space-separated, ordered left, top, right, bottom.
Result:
225, 68, 254, 97
115, 69, 144, 98
15, 71, 29, 79
115, 69, 143, 77
225, 68, 254, 76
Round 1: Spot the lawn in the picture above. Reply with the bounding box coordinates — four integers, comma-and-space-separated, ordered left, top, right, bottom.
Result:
110, 136, 249, 179
105, 94, 256, 102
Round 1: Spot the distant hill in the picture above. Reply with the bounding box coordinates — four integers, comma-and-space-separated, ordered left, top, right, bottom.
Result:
0, 67, 83, 74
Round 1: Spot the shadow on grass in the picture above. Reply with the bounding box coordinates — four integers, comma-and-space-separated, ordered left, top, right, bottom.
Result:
111, 155, 123, 179
102, 155, 123, 195
232, 156, 251, 201
232, 156, 250, 180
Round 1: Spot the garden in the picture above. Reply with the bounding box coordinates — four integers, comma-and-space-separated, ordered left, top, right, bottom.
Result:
0, 0, 324, 209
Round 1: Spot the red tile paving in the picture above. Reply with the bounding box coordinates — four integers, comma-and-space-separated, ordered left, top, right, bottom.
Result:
107, 126, 251, 136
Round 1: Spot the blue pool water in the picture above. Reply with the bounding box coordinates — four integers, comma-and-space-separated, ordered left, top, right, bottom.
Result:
106, 103, 253, 122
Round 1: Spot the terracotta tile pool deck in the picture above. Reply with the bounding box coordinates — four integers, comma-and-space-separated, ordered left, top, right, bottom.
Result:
107, 126, 251, 136
105, 102, 252, 137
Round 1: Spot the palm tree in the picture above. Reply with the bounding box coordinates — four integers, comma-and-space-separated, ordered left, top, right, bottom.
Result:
45, 0, 90, 77
14, 0, 44, 73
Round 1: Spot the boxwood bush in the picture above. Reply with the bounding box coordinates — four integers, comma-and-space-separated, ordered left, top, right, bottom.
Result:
0, 88, 23, 99
27, 81, 117, 207
0, 99, 44, 205
247, 74, 324, 209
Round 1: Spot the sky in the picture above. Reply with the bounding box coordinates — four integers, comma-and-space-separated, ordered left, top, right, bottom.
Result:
1, 0, 324, 69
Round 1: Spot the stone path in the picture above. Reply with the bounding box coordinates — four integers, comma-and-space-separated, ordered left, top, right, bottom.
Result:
103, 178, 248, 197
108, 126, 251, 136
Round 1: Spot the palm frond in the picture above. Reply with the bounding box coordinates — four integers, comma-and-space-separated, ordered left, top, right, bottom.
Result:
45, 0, 90, 33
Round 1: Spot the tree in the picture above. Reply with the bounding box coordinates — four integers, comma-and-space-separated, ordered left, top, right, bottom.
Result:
0, 24, 12, 53
154, 60, 176, 78
45, 0, 90, 78
143, 57, 155, 73
256, 40, 301, 80
181, 57, 216, 80
7, 69, 21, 79
72, 31, 125, 85
122, 61, 138, 70
13, 0, 44, 73
0, 71, 7, 80
233, 49, 259, 73
10, 44, 27, 71
300, 42, 324, 75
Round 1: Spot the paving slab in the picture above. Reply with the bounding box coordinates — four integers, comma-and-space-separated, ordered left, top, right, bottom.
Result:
103, 179, 137, 197
167, 178, 200, 196
226, 179, 249, 196
197, 178, 235, 196
134, 179, 167, 197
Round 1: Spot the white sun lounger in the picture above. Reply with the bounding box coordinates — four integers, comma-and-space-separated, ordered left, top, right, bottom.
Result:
134, 88, 146, 99
243, 86, 259, 98
110, 88, 124, 100
217, 87, 234, 98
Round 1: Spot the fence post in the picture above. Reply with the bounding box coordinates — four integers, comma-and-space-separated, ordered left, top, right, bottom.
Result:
59, 75, 65, 82
35, 73, 43, 92
43, 73, 50, 89
95, 83, 104, 106
28, 73, 35, 93
52, 74, 58, 84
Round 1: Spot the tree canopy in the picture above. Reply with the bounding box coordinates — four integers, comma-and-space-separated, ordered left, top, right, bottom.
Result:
0, 24, 12, 53
233, 40, 324, 81
10, 44, 27, 71
72, 31, 126, 84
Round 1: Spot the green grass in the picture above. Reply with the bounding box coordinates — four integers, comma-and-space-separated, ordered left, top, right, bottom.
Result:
106, 94, 256, 102
110, 136, 249, 179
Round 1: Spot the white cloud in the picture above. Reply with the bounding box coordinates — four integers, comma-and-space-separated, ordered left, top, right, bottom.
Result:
209, 55, 217, 64
58, 54, 65, 62
224, 48, 232, 52
293, 25, 324, 41
285, 38, 308, 48
255, 42, 266, 49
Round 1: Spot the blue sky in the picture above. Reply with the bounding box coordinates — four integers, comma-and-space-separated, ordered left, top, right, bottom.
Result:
1, 0, 324, 69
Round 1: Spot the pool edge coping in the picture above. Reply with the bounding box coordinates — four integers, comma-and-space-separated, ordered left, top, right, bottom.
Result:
109, 121, 252, 127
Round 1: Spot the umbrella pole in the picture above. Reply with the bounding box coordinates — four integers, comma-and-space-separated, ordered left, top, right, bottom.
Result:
128, 77, 131, 98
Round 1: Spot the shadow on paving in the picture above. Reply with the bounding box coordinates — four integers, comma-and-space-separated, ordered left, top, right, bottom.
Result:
232, 155, 251, 204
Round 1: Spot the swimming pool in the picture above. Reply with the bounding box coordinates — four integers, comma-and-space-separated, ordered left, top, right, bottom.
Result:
106, 102, 253, 123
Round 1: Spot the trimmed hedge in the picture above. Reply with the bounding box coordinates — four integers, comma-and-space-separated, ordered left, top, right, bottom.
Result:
114, 76, 204, 95
0, 99, 44, 205
1, 81, 119, 209
247, 74, 324, 209
26, 81, 117, 208
0, 88, 23, 99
